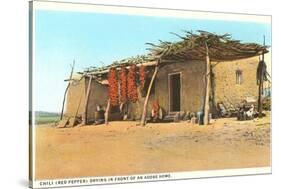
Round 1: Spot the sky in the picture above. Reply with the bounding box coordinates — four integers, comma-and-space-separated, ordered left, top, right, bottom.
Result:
34, 10, 271, 112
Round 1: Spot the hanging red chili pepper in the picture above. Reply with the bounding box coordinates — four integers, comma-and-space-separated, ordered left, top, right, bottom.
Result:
119, 67, 127, 103
127, 64, 138, 103
108, 68, 119, 106
139, 65, 146, 91
152, 100, 160, 122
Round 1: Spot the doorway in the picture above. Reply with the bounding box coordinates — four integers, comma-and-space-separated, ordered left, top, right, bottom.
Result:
169, 73, 181, 112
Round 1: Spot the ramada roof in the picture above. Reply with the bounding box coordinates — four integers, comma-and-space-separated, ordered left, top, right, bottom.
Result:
80, 30, 268, 76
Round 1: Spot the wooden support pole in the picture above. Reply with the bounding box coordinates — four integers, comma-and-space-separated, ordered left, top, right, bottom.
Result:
204, 43, 211, 125
82, 76, 93, 125
140, 59, 160, 126
60, 60, 75, 120
104, 99, 111, 125
258, 36, 266, 117
257, 77, 263, 117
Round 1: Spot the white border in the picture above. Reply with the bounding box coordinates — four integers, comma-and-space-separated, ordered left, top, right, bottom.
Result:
32, 0, 271, 23
31, 167, 271, 188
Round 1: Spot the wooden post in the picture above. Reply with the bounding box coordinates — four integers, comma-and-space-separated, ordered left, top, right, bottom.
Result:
104, 99, 111, 125
82, 76, 93, 125
257, 77, 263, 117
60, 60, 75, 120
140, 60, 160, 126
258, 36, 266, 117
204, 43, 211, 125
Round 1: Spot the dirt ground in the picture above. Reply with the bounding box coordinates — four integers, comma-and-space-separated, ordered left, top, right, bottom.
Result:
35, 112, 271, 180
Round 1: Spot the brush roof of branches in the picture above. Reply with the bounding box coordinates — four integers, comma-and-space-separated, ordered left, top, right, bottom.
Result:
82, 30, 268, 76
146, 30, 269, 62
82, 55, 153, 75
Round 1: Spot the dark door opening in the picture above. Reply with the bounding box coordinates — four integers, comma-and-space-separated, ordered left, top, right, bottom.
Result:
169, 73, 181, 112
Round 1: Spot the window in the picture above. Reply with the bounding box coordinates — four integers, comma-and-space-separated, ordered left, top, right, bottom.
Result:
236, 70, 242, 85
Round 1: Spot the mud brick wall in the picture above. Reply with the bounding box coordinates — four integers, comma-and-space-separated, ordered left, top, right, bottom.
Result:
154, 61, 206, 114
86, 78, 108, 122
212, 56, 259, 109
65, 56, 261, 121
128, 86, 152, 120
65, 78, 86, 118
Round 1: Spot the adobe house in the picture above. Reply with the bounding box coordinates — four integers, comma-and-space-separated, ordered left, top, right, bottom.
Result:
61, 31, 269, 126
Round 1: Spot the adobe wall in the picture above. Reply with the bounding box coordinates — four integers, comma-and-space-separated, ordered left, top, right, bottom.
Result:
127, 61, 206, 119
127, 86, 151, 120
65, 77, 86, 118
85, 77, 108, 122
212, 56, 260, 109
64, 56, 260, 121
154, 60, 206, 114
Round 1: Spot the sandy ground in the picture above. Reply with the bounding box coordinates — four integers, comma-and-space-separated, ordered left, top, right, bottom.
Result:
35, 113, 271, 180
